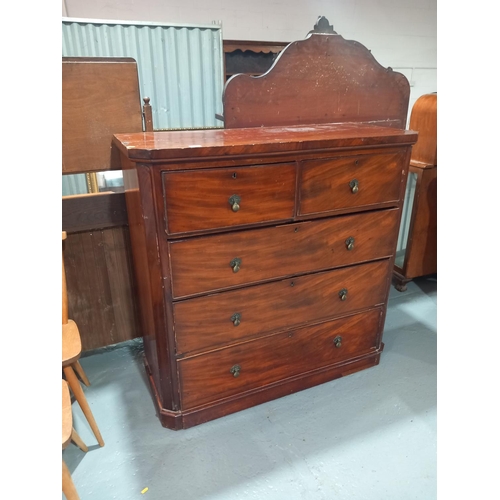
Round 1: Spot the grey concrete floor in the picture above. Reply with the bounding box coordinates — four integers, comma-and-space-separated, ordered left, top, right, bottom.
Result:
63, 276, 437, 500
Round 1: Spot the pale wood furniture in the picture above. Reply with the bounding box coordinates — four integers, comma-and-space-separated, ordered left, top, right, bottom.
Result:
393, 93, 437, 291
62, 379, 85, 500
62, 231, 104, 446
62, 379, 88, 453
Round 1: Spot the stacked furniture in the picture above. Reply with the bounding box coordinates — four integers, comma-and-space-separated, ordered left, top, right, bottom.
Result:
393, 93, 437, 291
113, 16, 418, 429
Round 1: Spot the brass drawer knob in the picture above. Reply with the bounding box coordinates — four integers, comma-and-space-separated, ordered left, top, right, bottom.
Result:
338, 288, 348, 301
229, 194, 241, 212
349, 179, 359, 194
230, 364, 241, 377
345, 236, 355, 251
230, 257, 241, 273
231, 312, 241, 326
333, 336, 342, 348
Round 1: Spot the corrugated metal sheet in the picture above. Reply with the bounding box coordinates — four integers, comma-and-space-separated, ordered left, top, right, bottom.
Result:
62, 18, 224, 130
395, 171, 418, 268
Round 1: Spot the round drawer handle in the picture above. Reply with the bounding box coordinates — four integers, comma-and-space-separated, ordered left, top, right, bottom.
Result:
333, 336, 342, 348
349, 179, 359, 194
229, 194, 241, 212
230, 257, 241, 273
230, 364, 241, 377
345, 236, 355, 251
338, 288, 348, 301
231, 312, 241, 326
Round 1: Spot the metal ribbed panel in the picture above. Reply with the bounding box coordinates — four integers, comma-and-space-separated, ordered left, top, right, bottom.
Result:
395, 171, 418, 268
62, 18, 224, 130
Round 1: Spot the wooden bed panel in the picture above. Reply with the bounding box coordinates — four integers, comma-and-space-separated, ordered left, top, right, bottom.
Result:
223, 17, 410, 130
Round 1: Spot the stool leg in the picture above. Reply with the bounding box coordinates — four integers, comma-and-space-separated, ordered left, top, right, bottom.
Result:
64, 365, 104, 447
71, 428, 88, 453
62, 460, 80, 500
73, 361, 90, 387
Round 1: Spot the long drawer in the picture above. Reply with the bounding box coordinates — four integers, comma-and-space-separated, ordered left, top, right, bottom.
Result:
169, 208, 399, 298
163, 163, 296, 235
179, 308, 383, 408
174, 259, 390, 355
299, 151, 405, 216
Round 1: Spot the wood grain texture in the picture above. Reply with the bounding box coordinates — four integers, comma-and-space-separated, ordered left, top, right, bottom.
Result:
179, 308, 382, 408
163, 163, 296, 234
64, 228, 141, 351
62, 57, 144, 173
169, 209, 399, 298
408, 93, 437, 167
223, 33, 409, 129
403, 166, 437, 278
62, 380, 72, 449
299, 151, 405, 216
62, 192, 128, 233
174, 259, 390, 355
113, 123, 418, 162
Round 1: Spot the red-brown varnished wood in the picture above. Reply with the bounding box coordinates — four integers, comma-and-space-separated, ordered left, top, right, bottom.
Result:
169, 209, 399, 298
179, 308, 382, 408
113, 123, 418, 162
163, 163, 296, 234
223, 30, 409, 129
408, 93, 437, 167
122, 155, 179, 410
174, 259, 390, 355
299, 151, 405, 216
403, 165, 437, 279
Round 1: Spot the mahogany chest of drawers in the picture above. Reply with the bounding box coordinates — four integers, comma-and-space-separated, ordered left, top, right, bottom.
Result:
114, 122, 417, 429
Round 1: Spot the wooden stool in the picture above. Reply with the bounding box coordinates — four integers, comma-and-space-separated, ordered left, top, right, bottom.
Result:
63, 232, 104, 447
62, 379, 86, 499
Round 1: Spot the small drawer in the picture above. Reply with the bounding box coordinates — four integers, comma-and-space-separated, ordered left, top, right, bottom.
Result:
163, 163, 296, 235
174, 259, 390, 355
299, 151, 405, 216
178, 308, 383, 408
169, 209, 400, 298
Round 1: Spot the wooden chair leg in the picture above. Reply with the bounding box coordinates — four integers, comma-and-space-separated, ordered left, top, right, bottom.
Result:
72, 361, 90, 387
63, 365, 104, 447
71, 428, 88, 453
62, 460, 80, 500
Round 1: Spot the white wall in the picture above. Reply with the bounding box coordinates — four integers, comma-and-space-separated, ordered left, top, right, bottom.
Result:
63, 0, 436, 125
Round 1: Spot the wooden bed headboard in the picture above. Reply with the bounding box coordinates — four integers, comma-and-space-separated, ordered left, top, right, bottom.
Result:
223, 16, 410, 129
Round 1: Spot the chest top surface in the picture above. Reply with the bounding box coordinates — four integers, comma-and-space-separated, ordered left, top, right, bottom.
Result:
113, 123, 417, 163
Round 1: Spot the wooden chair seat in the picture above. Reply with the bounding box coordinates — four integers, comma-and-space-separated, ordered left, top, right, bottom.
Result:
63, 320, 82, 367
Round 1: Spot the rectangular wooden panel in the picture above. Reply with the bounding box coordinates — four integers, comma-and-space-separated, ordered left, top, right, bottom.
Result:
163, 163, 296, 234
404, 166, 437, 279
62, 57, 144, 174
169, 209, 399, 298
174, 259, 390, 355
62, 192, 128, 233
299, 151, 405, 216
64, 227, 141, 351
179, 308, 382, 408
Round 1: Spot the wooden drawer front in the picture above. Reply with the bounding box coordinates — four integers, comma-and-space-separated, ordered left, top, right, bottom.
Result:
163, 163, 296, 234
174, 259, 390, 355
299, 151, 405, 216
169, 209, 399, 298
179, 308, 382, 408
